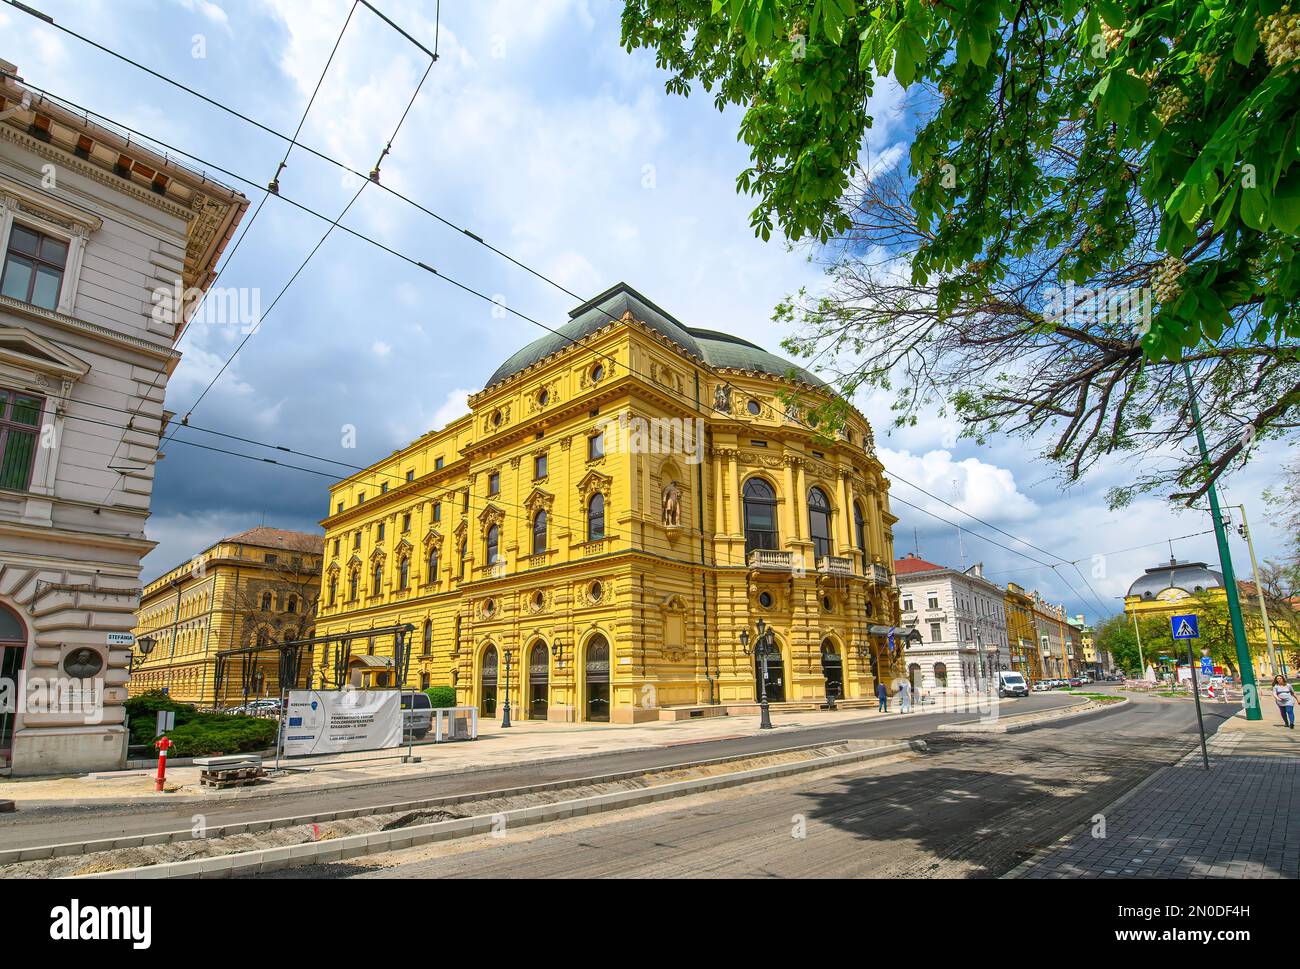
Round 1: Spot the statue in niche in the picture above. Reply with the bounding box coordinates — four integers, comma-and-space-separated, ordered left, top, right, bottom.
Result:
713, 383, 732, 413
662, 480, 682, 527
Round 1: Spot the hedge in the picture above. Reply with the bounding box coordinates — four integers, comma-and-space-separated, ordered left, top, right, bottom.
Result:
126, 689, 276, 756
424, 686, 457, 708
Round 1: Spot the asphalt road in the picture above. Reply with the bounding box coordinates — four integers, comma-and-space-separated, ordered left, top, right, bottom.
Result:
0, 692, 1081, 852
291, 693, 1234, 879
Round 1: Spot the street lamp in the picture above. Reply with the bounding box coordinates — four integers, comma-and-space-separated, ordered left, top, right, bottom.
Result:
131, 634, 156, 676
740, 620, 775, 730
501, 648, 514, 728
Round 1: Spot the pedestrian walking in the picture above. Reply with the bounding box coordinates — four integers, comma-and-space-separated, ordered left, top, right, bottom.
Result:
898, 679, 912, 713
1272, 674, 1295, 729
876, 680, 889, 713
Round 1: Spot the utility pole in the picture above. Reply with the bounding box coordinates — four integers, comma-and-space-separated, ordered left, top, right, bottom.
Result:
1131, 611, 1148, 681
1181, 364, 1261, 719
1227, 503, 1284, 679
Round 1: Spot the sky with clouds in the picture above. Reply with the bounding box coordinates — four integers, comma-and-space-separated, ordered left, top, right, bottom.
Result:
4, 0, 1292, 621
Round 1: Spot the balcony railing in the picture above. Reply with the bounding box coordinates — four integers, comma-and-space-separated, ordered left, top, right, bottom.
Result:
865, 563, 891, 586
817, 556, 853, 577
748, 549, 796, 572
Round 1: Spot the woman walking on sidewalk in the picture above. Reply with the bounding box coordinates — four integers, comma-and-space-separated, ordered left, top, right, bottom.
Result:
1273, 675, 1295, 729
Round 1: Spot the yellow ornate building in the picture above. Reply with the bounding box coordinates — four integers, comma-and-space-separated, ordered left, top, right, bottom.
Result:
314, 284, 904, 723
129, 527, 323, 705
1005, 583, 1043, 679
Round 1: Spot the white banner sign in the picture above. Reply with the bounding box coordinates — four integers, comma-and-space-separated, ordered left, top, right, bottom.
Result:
282, 689, 402, 757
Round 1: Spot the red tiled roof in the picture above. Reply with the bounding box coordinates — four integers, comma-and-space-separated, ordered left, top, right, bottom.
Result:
224, 526, 324, 554
894, 554, 946, 574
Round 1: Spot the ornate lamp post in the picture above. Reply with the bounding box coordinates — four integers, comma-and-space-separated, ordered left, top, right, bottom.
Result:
501, 647, 514, 728
740, 620, 775, 730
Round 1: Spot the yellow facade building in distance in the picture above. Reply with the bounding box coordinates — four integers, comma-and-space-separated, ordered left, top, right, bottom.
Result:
129, 527, 323, 706
314, 284, 905, 723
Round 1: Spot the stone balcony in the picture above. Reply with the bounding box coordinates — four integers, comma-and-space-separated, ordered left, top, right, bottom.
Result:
817, 556, 853, 577
747, 549, 798, 572
865, 562, 892, 586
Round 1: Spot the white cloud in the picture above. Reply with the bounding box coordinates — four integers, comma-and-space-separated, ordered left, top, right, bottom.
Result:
880, 447, 1038, 524
371, 340, 392, 357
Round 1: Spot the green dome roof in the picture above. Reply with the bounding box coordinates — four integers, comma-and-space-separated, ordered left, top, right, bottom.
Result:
484, 283, 826, 391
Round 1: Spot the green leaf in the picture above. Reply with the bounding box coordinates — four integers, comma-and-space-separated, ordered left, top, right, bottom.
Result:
1272, 168, 1300, 235
1240, 188, 1268, 230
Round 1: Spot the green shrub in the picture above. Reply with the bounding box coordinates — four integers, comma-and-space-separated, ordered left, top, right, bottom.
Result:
424, 686, 457, 708
163, 714, 278, 757
125, 690, 201, 746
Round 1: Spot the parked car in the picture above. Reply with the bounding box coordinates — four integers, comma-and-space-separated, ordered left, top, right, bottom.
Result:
1032, 680, 1051, 692
996, 671, 1030, 698
400, 691, 433, 740
1068, 677, 1084, 687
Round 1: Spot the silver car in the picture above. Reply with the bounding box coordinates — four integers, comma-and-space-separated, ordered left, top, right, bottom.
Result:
400, 691, 432, 739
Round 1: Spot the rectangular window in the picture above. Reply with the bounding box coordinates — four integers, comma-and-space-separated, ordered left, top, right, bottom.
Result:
336, 501, 344, 515
927, 595, 939, 610
402, 513, 411, 532
358, 492, 365, 504
406, 470, 414, 482
930, 622, 942, 643
333, 538, 340, 555
353, 532, 361, 549
0, 388, 43, 491
534, 453, 547, 479
435, 457, 444, 470
1, 225, 67, 311
433, 502, 442, 523
265, 554, 278, 564
901, 597, 913, 611
488, 472, 500, 495
589, 430, 604, 460
377, 522, 385, 541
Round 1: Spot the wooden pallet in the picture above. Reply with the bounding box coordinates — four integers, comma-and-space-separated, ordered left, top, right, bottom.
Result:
199, 766, 265, 789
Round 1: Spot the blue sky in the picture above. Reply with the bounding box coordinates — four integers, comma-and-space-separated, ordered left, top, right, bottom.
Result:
5, 0, 1291, 620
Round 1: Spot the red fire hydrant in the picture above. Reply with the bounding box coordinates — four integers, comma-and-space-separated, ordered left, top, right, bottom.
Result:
154, 735, 172, 793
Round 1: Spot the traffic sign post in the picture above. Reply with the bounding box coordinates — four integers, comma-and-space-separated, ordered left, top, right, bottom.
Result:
1172, 614, 1210, 770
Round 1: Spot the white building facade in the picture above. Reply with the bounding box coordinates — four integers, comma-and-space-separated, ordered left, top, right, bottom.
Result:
895, 555, 1010, 694
0, 62, 246, 774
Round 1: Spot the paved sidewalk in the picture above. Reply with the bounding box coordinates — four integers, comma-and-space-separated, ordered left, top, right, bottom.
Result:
1012, 708, 1300, 879
0, 701, 931, 806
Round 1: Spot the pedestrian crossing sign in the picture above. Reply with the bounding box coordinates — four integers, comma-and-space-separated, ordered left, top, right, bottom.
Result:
1171, 614, 1199, 640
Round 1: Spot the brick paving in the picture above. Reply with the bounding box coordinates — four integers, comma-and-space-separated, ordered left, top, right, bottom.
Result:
1016, 712, 1300, 879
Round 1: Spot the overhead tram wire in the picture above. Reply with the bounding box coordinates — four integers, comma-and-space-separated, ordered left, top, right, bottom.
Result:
22, 83, 1114, 596
166, 2, 439, 439
95, 0, 365, 495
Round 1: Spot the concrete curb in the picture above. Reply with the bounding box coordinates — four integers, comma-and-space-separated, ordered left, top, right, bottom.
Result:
937, 697, 1126, 734
999, 712, 1238, 879
3, 737, 893, 865
70, 739, 927, 879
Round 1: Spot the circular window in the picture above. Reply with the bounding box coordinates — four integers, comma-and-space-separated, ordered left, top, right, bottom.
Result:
537, 388, 549, 406
590, 581, 603, 602
483, 599, 497, 618
822, 596, 834, 613
747, 399, 761, 416
63, 647, 104, 679
591, 363, 605, 382
758, 591, 773, 609
492, 410, 503, 427
532, 590, 545, 611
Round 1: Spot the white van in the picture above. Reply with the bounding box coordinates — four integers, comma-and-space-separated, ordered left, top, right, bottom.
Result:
996, 671, 1029, 698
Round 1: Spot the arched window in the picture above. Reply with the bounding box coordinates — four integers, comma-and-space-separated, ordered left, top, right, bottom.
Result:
533, 510, 548, 554
854, 501, 867, 556
422, 619, 432, 655
459, 540, 468, 579
287, 594, 298, 613
372, 561, 383, 594
808, 487, 833, 561
485, 524, 500, 565
742, 478, 778, 553
934, 661, 948, 688
427, 545, 439, 582
328, 575, 338, 606
588, 492, 605, 542
398, 558, 410, 590
260, 592, 272, 611
348, 571, 358, 601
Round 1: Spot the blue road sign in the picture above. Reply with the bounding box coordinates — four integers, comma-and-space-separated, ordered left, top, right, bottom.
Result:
1200, 656, 1214, 676
1171, 614, 1200, 640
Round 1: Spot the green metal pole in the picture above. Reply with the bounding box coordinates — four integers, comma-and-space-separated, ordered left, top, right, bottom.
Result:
1181, 363, 1261, 720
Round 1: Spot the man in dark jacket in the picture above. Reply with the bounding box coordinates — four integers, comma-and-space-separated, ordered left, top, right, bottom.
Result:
876, 680, 889, 713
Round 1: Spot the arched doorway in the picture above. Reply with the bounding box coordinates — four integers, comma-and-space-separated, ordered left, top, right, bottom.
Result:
480, 644, 499, 717
0, 603, 26, 759
584, 634, 610, 722
756, 636, 787, 703
908, 663, 923, 690
528, 641, 549, 721
934, 661, 948, 688
820, 639, 844, 700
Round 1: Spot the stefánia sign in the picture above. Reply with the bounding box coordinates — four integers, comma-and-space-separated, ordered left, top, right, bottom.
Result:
282, 689, 402, 757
